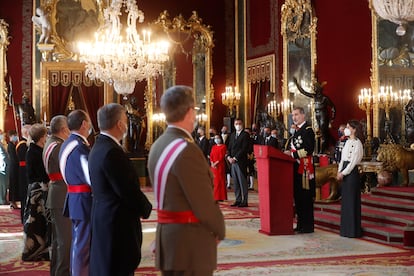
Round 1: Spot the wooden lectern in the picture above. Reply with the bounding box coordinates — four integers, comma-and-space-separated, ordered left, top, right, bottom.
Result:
254, 145, 295, 235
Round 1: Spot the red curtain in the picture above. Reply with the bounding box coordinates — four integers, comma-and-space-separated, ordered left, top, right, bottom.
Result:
50, 84, 104, 131
250, 80, 270, 126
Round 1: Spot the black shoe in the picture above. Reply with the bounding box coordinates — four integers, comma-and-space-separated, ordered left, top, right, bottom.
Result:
230, 202, 240, 207
238, 203, 248, 207
293, 227, 301, 232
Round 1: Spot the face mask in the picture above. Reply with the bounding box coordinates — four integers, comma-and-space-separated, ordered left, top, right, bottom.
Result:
344, 128, 351, 137
0, 135, 3, 141
235, 125, 242, 132
88, 127, 93, 136
11, 136, 18, 143
214, 138, 221, 144
271, 134, 277, 138
264, 132, 270, 137
209, 132, 214, 137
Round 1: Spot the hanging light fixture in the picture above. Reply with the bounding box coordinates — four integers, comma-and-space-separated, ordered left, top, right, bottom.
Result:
77, 0, 169, 97
372, 0, 414, 36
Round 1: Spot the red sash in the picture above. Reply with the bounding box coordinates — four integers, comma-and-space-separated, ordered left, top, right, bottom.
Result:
48, 172, 64, 181
157, 209, 199, 224
67, 184, 91, 193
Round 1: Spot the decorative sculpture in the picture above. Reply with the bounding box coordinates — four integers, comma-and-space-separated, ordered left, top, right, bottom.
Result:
32, 7, 51, 44
293, 77, 336, 154
315, 163, 341, 201
377, 143, 414, 186
124, 96, 144, 154
16, 94, 36, 126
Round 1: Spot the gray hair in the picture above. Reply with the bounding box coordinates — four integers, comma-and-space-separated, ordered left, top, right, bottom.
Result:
160, 85, 194, 123
97, 103, 126, 131
50, 115, 67, 134
29, 123, 47, 143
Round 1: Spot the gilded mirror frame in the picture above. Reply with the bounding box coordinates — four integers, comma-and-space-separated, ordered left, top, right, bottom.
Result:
369, 1, 414, 143
281, 0, 317, 134
0, 19, 9, 131
370, 4, 380, 139
145, 11, 214, 149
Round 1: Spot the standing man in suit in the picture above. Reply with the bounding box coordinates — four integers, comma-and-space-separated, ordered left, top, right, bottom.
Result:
284, 107, 316, 233
148, 85, 225, 276
227, 118, 250, 207
89, 103, 152, 276
43, 115, 71, 276
59, 110, 93, 276
196, 126, 210, 160
220, 125, 231, 188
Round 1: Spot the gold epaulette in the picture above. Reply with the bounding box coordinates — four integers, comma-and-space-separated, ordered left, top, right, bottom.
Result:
297, 148, 308, 158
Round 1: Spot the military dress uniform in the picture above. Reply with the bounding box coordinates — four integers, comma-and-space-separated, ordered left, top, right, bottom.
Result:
16, 139, 28, 223
287, 122, 316, 233
148, 126, 225, 275
59, 133, 91, 276
43, 135, 71, 276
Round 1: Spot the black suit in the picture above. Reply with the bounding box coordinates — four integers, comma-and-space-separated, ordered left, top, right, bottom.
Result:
88, 134, 152, 276
287, 122, 316, 233
264, 136, 279, 149
197, 136, 210, 160
227, 130, 250, 205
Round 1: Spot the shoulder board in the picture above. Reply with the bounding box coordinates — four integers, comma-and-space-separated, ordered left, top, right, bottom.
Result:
184, 137, 194, 143
16, 141, 26, 150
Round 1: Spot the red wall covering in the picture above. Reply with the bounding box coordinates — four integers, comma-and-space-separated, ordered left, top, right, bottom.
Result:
313, 0, 371, 135
0, 0, 24, 132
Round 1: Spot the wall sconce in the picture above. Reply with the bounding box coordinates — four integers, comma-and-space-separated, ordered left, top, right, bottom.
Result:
221, 86, 241, 117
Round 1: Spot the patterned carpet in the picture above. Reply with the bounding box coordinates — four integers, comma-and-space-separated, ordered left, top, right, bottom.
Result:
0, 191, 413, 275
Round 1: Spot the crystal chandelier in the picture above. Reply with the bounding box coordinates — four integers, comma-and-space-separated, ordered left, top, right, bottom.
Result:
78, 0, 169, 96
372, 0, 414, 36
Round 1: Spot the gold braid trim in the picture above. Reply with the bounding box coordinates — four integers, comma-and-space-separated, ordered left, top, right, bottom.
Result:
297, 148, 308, 158
302, 172, 310, 190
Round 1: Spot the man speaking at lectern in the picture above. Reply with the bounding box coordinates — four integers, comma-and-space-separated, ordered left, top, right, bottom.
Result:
284, 106, 316, 234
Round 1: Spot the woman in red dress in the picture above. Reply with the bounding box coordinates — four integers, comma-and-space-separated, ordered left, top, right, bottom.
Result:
210, 135, 227, 201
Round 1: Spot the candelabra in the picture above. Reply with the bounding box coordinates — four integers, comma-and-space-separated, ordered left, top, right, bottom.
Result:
221, 86, 241, 117
267, 99, 292, 117
376, 86, 399, 120
358, 88, 373, 156
152, 112, 166, 140
196, 112, 208, 126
